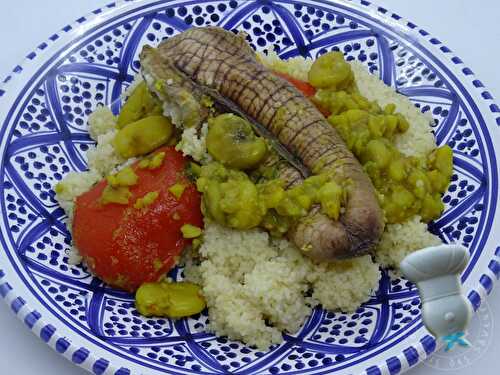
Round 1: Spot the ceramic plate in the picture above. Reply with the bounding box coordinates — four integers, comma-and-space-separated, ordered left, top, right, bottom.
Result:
0, 1, 499, 374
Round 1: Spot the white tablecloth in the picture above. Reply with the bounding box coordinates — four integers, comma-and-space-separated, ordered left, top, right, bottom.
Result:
1, 1, 499, 374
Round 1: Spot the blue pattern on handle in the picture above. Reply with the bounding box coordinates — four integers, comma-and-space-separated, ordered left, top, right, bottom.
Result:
386, 356, 402, 374
55, 338, 70, 353
489, 260, 500, 279
24, 310, 41, 328
420, 335, 436, 355
92, 358, 110, 375
366, 365, 382, 375
403, 347, 419, 366
10, 297, 25, 313
479, 274, 493, 294
72, 347, 90, 364
40, 324, 56, 342
0, 282, 12, 297
467, 290, 481, 311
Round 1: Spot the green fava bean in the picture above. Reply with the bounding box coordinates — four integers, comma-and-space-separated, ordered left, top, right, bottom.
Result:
430, 145, 453, 178
362, 139, 392, 169
206, 114, 267, 170
313, 90, 381, 116
388, 159, 408, 182
135, 282, 206, 318
308, 51, 355, 90
113, 115, 173, 158
420, 194, 445, 222
117, 81, 162, 128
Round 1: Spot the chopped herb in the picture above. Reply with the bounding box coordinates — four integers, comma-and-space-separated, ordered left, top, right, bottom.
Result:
107, 166, 138, 187
134, 191, 159, 209
180, 224, 202, 239
100, 185, 132, 205
168, 183, 186, 199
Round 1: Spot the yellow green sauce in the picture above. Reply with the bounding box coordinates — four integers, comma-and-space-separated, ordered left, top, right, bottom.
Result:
194, 52, 452, 229
196, 161, 347, 233
305, 52, 453, 223
328, 108, 452, 223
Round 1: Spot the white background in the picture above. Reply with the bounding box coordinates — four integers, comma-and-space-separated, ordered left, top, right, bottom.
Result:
0, 1, 499, 374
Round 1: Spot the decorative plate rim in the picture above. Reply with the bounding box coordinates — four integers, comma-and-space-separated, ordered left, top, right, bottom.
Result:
0, 1, 499, 374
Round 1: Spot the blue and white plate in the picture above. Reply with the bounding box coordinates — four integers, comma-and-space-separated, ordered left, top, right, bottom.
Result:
0, 1, 499, 374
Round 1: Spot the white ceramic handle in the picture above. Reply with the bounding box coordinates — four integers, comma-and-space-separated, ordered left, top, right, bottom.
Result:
400, 244, 472, 339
